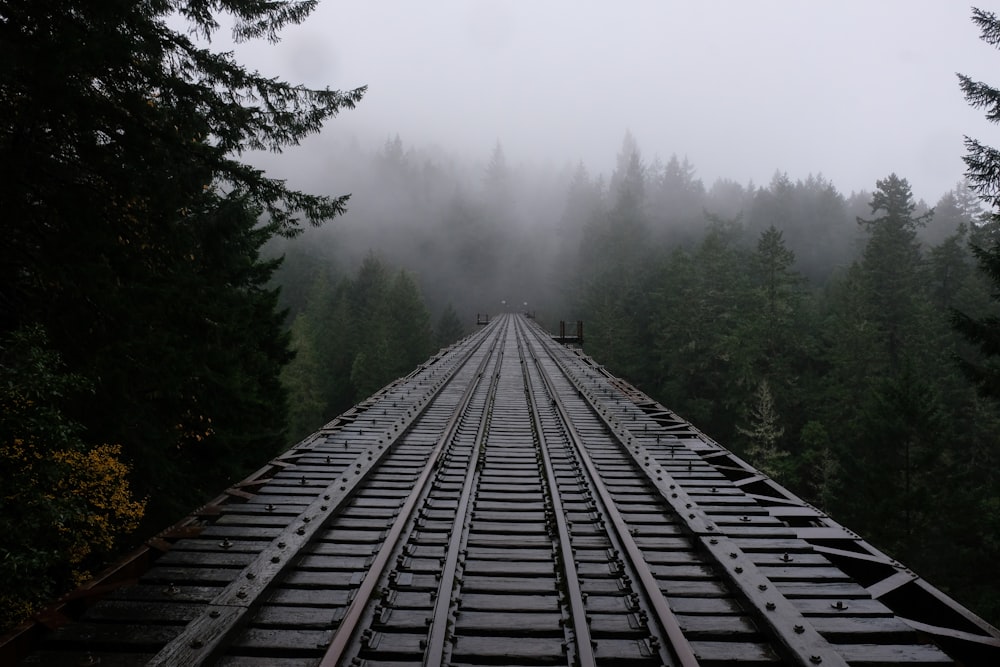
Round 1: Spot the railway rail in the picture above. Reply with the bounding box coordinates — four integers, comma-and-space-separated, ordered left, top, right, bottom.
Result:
11, 313, 1000, 666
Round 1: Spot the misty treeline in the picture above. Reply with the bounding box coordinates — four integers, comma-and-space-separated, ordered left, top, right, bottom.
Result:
269, 129, 1000, 623
279, 254, 465, 442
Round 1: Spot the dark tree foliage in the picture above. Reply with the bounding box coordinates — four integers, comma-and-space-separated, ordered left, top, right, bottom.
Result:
959, 8, 1000, 206
0, 326, 144, 628
856, 174, 930, 373
436, 303, 467, 348
282, 257, 435, 444
0, 0, 364, 522
954, 8, 1000, 399
953, 244, 1000, 396
952, 9, 1000, 398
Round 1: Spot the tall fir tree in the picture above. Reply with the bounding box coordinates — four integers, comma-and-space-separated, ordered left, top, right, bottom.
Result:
954, 8, 1000, 397
0, 0, 365, 522
856, 174, 931, 374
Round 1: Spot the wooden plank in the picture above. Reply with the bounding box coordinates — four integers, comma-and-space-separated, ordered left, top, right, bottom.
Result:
154, 551, 257, 568
80, 600, 202, 624
810, 616, 919, 641
794, 598, 894, 616
647, 564, 716, 579
833, 643, 953, 664
463, 560, 554, 575
44, 622, 181, 648
265, 589, 352, 607
371, 609, 430, 631
21, 651, 157, 667
676, 614, 758, 637
251, 606, 345, 628
756, 566, 853, 582
231, 627, 333, 651
665, 597, 743, 615
867, 570, 918, 599
217, 657, 317, 666
451, 635, 566, 661
777, 582, 873, 599
141, 566, 242, 585
593, 638, 657, 661
455, 611, 563, 633
106, 584, 222, 604
461, 575, 560, 594
688, 640, 781, 663
459, 593, 559, 611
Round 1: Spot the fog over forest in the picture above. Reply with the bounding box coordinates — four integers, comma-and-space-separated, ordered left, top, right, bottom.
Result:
236, 0, 1000, 324
267, 131, 960, 323
7, 0, 1000, 637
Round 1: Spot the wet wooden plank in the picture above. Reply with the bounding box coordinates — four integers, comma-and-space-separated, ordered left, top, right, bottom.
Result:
647, 563, 716, 579
794, 598, 893, 616
251, 605, 344, 628
141, 566, 242, 585
689, 640, 781, 664
370, 609, 430, 630
169, 538, 272, 552
216, 658, 318, 667
776, 581, 872, 598
455, 611, 563, 633
459, 593, 559, 611
451, 635, 566, 662
153, 551, 257, 568
43, 622, 181, 648
463, 559, 554, 575
756, 566, 853, 581
266, 588, 352, 606
81, 600, 202, 624
231, 627, 332, 651
810, 615, 919, 641
833, 643, 953, 664
461, 575, 559, 593
21, 651, 156, 667
363, 631, 427, 656
666, 596, 744, 615
593, 638, 656, 661
294, 554, 371, 570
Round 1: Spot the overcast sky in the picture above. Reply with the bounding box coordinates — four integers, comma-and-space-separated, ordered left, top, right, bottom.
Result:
226, 1, 999, 203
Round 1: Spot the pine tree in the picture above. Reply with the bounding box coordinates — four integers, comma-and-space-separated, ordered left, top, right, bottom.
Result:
651, 218, 754, 438
856, 174, 930, 374
959, 9, 1000, 208
954, 8, 1000, 398
608, 130, 647, 223
0, 1, 365, 520
751, 226, 802, 348
383, 270, 434, 378
435, 304, 467, 348
737, 379, 789, 479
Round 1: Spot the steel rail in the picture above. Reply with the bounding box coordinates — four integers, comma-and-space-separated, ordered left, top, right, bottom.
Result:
516, 317, 700, 667
318, 317, 509, 667
422, 333, 506, 666
525, 317, 851, 667
513, 323, 598, 667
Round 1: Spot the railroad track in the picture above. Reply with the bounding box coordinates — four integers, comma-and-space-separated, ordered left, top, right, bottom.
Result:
16, 314, 1000, 666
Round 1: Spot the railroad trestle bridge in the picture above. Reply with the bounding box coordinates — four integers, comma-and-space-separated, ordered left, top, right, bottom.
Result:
11, 314, 1000, 666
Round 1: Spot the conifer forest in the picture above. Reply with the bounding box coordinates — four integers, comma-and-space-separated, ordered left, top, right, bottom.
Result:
3, 0, 1000, 637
